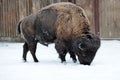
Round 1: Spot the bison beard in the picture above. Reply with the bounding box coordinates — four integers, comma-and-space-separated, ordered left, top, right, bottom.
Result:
17, 2, 100, 65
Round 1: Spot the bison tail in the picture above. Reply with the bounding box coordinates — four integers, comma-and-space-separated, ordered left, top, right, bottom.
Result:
16, 20, 22, 34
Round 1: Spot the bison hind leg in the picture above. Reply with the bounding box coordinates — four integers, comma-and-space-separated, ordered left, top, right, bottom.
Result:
28, 41, 39, 62
23, 42, 29, 62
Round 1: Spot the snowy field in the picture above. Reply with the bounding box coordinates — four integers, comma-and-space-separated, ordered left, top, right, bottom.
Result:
0, 40, 120, 80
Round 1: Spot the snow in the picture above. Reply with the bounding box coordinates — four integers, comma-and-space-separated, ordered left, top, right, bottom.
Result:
0, 40, 120, 80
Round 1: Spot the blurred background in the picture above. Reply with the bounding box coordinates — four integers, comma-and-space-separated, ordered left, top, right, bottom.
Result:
0, 0, 120, 42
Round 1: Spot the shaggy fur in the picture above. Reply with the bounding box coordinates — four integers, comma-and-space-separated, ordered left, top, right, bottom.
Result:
72, 33, 100, 65
17, 2, 100, 65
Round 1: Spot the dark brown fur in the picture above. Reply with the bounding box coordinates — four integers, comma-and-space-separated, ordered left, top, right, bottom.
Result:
17, 2, 100, 65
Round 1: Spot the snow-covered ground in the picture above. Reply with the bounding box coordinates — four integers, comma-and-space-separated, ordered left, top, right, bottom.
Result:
0, 40, 120, 80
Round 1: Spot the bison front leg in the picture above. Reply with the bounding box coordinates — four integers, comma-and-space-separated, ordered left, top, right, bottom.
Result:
28, 41, 39, 62
55, 40, 67, 63
69, 50, 77, 63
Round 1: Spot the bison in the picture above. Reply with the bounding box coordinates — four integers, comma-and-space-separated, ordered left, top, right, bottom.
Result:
17, 2, 100, 65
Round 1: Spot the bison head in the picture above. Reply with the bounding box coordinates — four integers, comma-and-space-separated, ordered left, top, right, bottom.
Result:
72, 34, 100, 65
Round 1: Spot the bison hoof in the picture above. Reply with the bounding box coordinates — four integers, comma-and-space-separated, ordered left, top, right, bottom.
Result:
23, 58, 27, 62
61, 61, 67, 65
73, 59, 77, 63
34, 60, 39, 62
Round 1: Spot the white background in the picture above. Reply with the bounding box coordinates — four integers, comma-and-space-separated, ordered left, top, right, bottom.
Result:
0, 40, 120, 80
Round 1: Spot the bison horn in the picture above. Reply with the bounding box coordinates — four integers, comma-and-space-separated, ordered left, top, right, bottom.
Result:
78, 43, 84, 51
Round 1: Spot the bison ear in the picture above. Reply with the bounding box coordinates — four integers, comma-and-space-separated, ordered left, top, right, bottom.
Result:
86, 34, 92, 39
